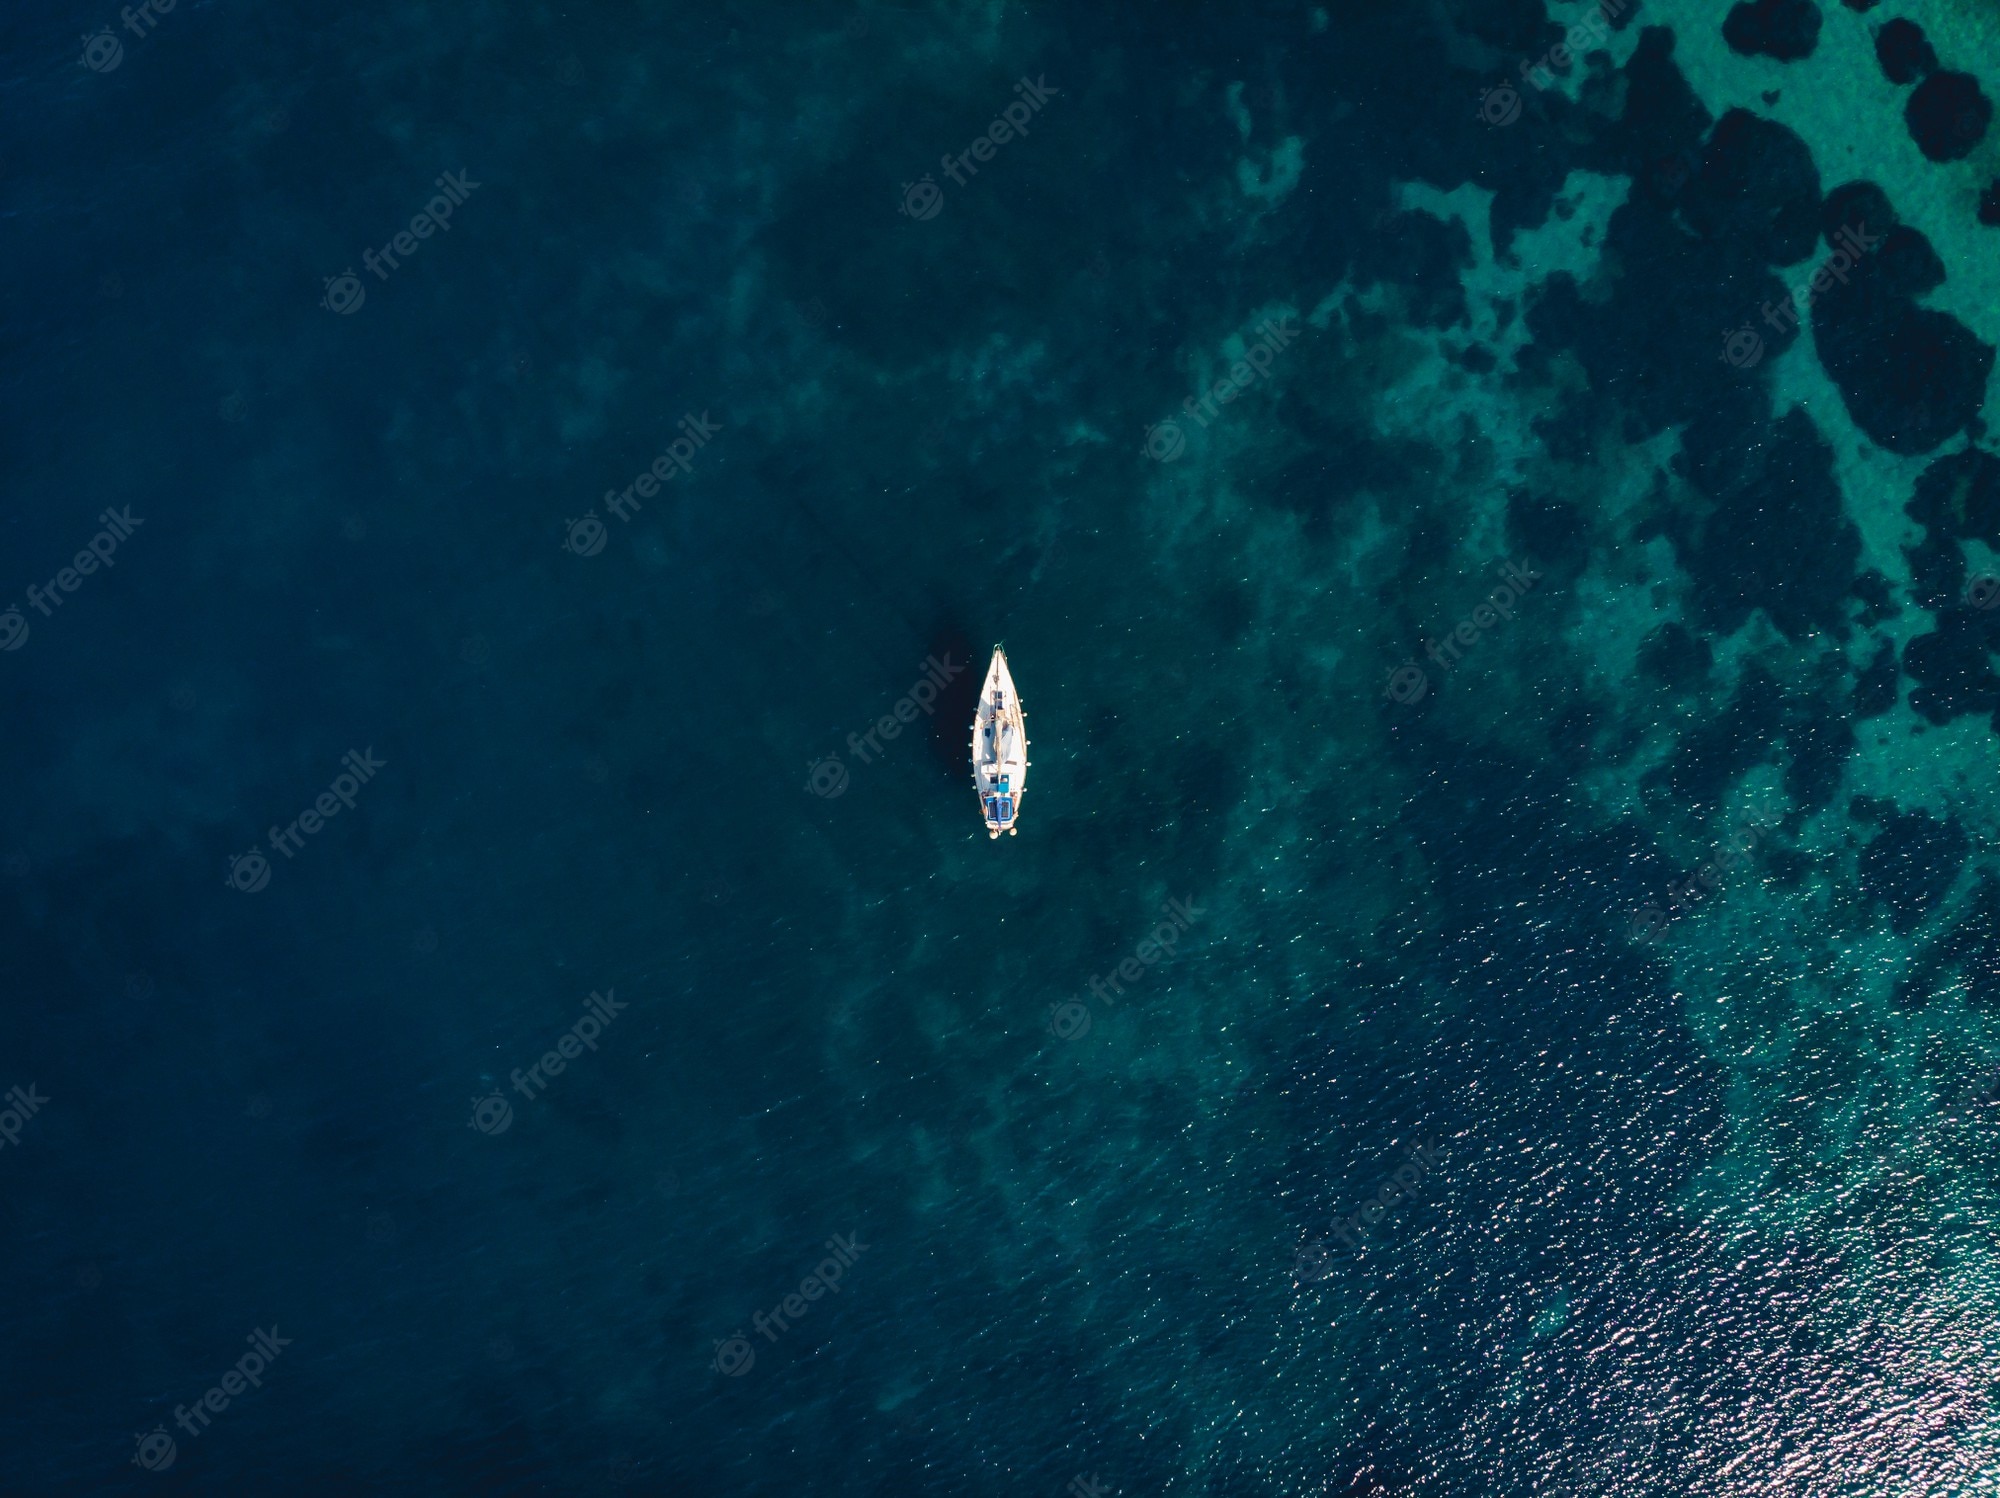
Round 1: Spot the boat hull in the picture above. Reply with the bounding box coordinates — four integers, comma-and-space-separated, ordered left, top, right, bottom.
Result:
971, 646, 1027, 838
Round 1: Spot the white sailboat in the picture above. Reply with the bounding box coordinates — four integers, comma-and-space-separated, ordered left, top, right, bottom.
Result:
971, 646, 1028, 838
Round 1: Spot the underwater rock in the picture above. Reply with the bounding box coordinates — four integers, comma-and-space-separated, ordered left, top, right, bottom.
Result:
1785, 698, 1854, 812
1639, 621, 1712, 689
1979, 180, 2000, 227
1850, 568, 1898, 627
1905, 446, 2000, 548
1648, 665, 1784, 806
1723, 0, 1822, 61
1597, 27, 1714, 206
1861, 807, 1969, 934
1679, 108, 1822, 265
1872, 222, 1947, 297
1904, 530, 1968, 613
1902, 608, 2000, 723
1812, 219, 1994, 453
1900, 445, 2000, 612
1906, 71, 1992, 162
1820, 180, 1896, 244
1351, 210, 1472, 329
1853, 639, 1900, 717
1873, 19, 1936, 86
1507, 492, 1588, 572
1678, 407, 1859, 640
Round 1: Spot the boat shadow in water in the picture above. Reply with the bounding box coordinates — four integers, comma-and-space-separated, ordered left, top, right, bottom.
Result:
925, 618, 982, 777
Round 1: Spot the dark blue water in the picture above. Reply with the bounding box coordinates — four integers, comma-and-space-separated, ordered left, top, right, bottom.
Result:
8, 1, 2000, 1493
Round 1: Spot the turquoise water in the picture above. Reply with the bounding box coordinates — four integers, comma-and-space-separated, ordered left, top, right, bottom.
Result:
8, 0, 2000, 1493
